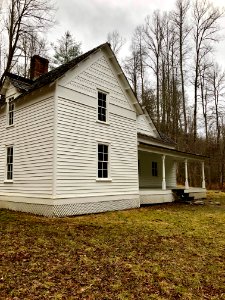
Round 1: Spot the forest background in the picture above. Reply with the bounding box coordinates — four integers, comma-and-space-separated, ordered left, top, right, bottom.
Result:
0, 0, 225, 189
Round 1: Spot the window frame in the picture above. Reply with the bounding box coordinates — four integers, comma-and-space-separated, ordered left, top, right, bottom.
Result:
97, 90, 109, 124
5, 145, 14, 182
152, 161, 158, 177
96, 142, 111, 181
7, 97, 15, 127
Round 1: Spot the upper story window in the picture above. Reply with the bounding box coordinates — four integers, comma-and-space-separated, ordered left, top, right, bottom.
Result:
98, 91, 107, 122
98, 143, 109, 178
6, 146, 13, 181
152, 161, 158, 177
8, 97, 14, 126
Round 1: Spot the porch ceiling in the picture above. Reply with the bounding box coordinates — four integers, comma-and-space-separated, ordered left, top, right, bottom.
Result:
138, 142, 208, 161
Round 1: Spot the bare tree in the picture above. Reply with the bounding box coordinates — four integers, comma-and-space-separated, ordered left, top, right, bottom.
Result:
199, 59, 211, 144
210, 63, 225, 145
14, 32, 49, 77
192, 0, 224, 143
143, 11, 164, 127
123, 46, 140, 97
107, 30, 126, 55
173, 0, 191, 140
132, 26, 147, 101
0, 0, 55, 88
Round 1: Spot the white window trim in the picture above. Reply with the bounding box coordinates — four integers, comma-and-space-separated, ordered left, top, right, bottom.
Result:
96, 89, 109, 124
96, 141, 112, 181
4, 145, 14, 183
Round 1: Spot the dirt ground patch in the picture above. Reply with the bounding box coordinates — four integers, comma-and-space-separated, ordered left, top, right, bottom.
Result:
0, 191, 225, 299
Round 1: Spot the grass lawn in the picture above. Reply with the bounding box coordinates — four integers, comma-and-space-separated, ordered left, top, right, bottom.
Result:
0, 192, 225, 300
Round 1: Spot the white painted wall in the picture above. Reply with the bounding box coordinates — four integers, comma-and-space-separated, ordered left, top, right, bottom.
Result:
138, 150, 177, 188
137, 114, 158, 137
55, 50, 139, 200
0, 86, 55, 199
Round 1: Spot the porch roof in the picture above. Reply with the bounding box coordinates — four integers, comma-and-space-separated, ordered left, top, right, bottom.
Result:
138, 141, 208, 161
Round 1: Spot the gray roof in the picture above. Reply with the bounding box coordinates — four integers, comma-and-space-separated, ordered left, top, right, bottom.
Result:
4, 43, 108, 102
138, 132, 176, 147
4, 73, 33, 92
18, 43, 107, 101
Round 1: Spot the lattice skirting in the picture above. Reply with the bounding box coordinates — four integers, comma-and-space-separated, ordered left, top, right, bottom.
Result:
0, 198, 140, 217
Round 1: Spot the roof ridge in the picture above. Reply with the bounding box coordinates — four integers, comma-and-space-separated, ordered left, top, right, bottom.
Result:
14, 42, 109, 101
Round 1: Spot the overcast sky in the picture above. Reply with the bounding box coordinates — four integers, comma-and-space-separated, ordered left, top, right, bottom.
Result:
49, 0, 225, 64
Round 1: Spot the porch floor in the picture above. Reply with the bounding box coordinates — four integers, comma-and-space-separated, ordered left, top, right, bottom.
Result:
139, 186, 206, 204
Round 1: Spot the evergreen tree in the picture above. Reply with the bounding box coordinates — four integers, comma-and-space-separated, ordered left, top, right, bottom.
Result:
51, 31, 82, 68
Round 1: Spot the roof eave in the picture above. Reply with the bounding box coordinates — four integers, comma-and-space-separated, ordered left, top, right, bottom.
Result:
103, 44, 143, 116
138, 141, 208, 161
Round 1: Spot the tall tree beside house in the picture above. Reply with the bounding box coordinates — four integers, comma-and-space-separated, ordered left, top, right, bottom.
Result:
0, 0, 55, 88
14, 32, 49, 78
192, 0, 224, 144
107, 30, 126, 56
172, 0, 191, 143
51, 31, 82, 68
143, 11, 164, 128
122, 26, 147, 100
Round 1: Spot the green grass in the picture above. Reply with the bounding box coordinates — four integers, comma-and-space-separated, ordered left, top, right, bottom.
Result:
1, 192, 225, 300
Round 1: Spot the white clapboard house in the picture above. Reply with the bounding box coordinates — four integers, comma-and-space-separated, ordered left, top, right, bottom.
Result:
0, 43, 206, 216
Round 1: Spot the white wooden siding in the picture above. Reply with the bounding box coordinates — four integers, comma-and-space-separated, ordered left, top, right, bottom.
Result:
0, 92, 54, 198
56, 97, 138, 197
56, 51, 139, 198
64, 53, 134, 112
137, 114, 158, 137
138, 151, 176, 188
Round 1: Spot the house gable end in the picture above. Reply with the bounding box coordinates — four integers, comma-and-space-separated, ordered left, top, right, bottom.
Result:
137, 114, 159, 138
4, 81, 21, 100
58, 48, 139, 114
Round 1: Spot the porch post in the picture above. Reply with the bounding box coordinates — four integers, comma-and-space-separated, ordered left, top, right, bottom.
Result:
202, 161, 206, 189
162, 155, 166, 190
184, 159, 189, 189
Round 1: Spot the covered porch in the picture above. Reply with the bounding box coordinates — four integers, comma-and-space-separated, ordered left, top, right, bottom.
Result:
138, 143, 207, 204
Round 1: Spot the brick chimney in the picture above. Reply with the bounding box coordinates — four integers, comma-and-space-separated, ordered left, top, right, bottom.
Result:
30, 55, 49, 80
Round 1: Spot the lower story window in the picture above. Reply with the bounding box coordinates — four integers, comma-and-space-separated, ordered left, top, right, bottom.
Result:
6, 146, 13, 180
152, 161, 158, 177
98, 144, 108, 178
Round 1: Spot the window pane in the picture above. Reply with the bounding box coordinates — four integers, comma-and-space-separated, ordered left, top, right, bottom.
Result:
102, 162, 107, 170
103, 145, 108, 153
102, 93, 106, 101
98, 144, 108, 178
98, 169, 103, 178
98, 92, 107, 122
98, 144, 103, 153
98, 162, 102, 170
152, 161, 158, 177
6, 147, 13, 180
8, 100, 14, 126
98, 92, 103, 100
98, 152, 103, 161
98, 99, 102, 107
103, 169, 108, 178
102, 100, 106, 108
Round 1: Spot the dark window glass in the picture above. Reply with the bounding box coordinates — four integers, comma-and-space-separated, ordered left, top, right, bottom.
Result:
7, 146, 13, 180
98, 92, 107, 122
98, 144, 108, 178
152, 161, 158, 177
8, 100, 14, 126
